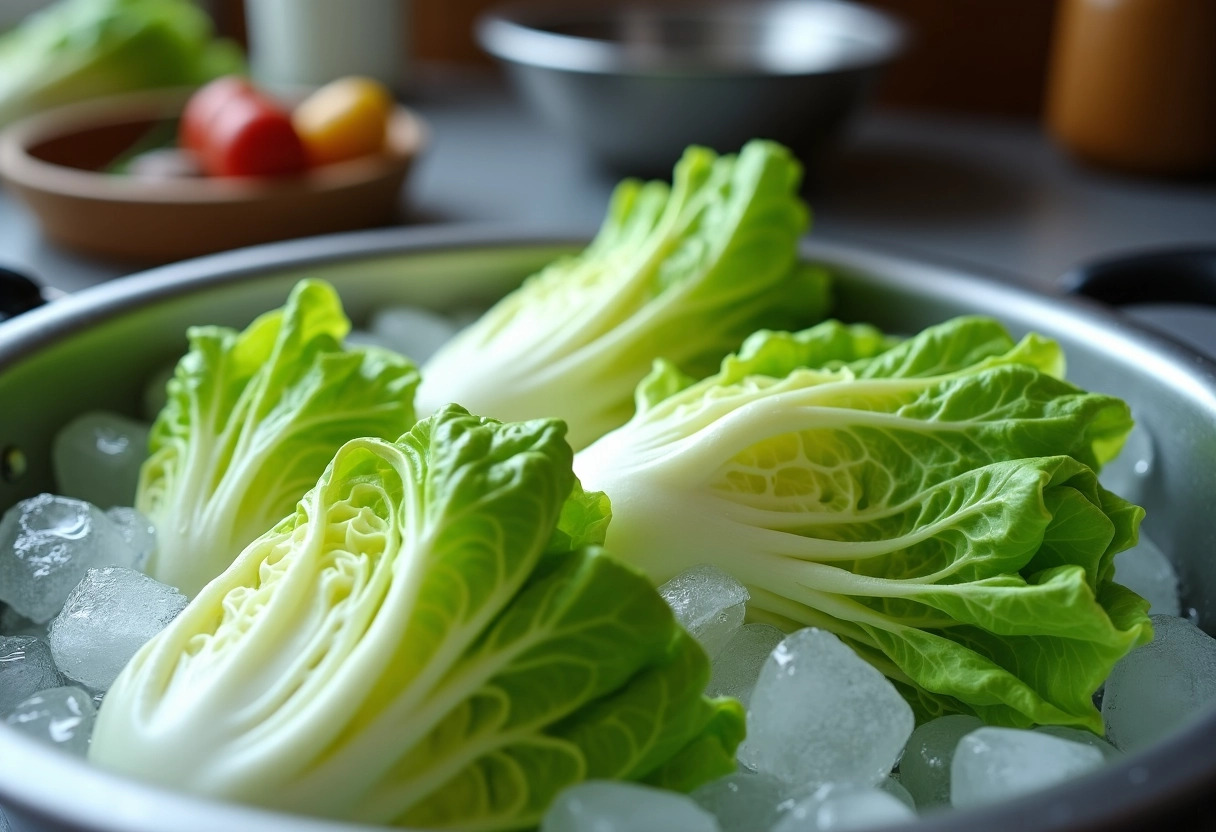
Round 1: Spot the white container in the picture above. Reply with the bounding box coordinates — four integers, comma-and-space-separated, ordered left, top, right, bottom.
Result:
245, 0, 408, 91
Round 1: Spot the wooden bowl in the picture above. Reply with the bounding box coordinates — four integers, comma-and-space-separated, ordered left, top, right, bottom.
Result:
0, 89, 426, 263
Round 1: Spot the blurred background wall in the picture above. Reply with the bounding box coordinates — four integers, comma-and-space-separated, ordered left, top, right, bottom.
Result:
215, 0, 1060, 117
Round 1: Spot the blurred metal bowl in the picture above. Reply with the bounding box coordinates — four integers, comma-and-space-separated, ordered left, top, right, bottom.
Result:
476, 0, 906, 173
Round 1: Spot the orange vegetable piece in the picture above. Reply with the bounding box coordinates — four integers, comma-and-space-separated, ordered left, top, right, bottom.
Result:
292, 77, 393, 166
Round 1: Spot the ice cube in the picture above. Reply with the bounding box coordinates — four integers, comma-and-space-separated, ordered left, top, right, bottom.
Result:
692, 770, 790, 832
878, 776, 916, 810
707, 623, 785, 708
1102, 614, 1216, 752
0, 636, 63, 715
1112, 535, 1180, 617
3, 686, 96, 756
1099, 422, 1153, 506
772, 783, 917, 832
658, 566, 749, 659
950, 727, 1105, 809
48, 568, 187, 691
1034, 725, 1119, 759
104, 508, 157, 572
738, 629, 914, 789
541, 781, 720, 832
52, 412, 150, 509
898, 714, 984, 808
368, 306, 460, 365
0, 494, 143, 623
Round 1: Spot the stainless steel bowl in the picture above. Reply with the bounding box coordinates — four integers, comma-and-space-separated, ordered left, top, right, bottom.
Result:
0, 228, 1214, 831
476, 0, 906, 173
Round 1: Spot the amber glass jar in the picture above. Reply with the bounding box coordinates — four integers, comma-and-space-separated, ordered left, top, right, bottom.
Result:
1046, 0, 1216, 176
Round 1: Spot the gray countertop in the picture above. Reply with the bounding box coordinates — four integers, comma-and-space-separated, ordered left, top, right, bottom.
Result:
2, 72, 1215, 347
407, 77, 1216, 287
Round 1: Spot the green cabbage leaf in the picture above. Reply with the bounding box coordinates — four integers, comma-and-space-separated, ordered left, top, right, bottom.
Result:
137, 279, 419, 597
574, 316, 1153, 731
95, 405, 742, 829
0, 0, 243, 127
417, 139, 831, 450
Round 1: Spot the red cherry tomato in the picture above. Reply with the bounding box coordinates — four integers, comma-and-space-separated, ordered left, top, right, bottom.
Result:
179, 77, 308, 178
179, 76, 253, 155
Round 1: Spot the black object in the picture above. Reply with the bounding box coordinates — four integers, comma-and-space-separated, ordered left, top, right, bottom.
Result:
1061, 246, 1216, 308
0, 266, 44, 323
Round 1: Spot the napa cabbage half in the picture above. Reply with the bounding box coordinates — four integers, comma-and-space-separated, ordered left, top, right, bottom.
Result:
95, 405, 742, 829
574, 316, 1154, 731
137, 279, 419, 597
417, 139, 831, 450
